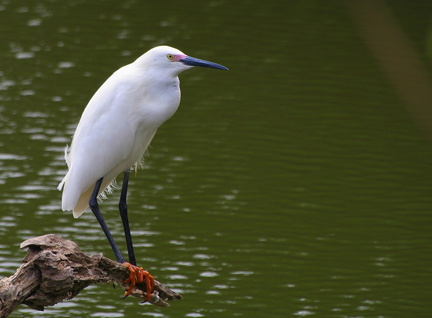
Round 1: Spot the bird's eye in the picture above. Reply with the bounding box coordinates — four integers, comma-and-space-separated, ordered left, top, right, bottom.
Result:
167, 54, 174, 60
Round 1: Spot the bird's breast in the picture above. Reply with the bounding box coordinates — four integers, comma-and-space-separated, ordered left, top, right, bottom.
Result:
135, 78, 181, 128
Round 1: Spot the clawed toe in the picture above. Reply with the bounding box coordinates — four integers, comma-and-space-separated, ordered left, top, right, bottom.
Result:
123, 262, 155, 301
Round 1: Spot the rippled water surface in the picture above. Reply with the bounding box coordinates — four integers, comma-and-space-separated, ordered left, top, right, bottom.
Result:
1, 0, 432, 317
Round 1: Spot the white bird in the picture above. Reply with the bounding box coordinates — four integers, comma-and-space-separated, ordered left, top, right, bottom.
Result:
57, 45, 228, 299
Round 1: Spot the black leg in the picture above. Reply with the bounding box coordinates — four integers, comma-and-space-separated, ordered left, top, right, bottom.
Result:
89, 177, 125, 263
119, 170, 137, 265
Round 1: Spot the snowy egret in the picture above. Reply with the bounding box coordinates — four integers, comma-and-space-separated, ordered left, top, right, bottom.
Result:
58, 45, 228, 300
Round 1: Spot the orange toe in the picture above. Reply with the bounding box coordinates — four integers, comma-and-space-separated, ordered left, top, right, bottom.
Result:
123, 262, 155, 301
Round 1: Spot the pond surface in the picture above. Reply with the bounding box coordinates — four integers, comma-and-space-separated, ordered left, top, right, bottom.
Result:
1, 0, 432, 317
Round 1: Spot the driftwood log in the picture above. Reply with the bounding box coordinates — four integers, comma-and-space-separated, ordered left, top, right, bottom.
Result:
0, 234, 182, 318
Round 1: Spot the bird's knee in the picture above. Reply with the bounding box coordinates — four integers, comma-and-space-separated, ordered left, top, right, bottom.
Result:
89, 197, 98, 209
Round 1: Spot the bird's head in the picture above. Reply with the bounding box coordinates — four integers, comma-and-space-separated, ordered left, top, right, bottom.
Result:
136, 45, 228, 76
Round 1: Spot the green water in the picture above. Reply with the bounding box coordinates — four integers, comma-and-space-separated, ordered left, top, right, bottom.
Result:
1, 0, 432, 317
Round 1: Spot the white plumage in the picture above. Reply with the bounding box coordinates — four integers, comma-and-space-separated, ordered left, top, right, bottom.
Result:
57, 45, 227, 218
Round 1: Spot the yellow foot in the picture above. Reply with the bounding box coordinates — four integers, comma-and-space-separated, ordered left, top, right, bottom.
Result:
123, 262, 155, 301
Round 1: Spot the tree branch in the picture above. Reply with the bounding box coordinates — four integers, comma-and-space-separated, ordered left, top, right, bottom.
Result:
0, 234, 182, 318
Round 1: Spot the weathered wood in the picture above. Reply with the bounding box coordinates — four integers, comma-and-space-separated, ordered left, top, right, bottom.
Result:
0, 234, 181, 317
